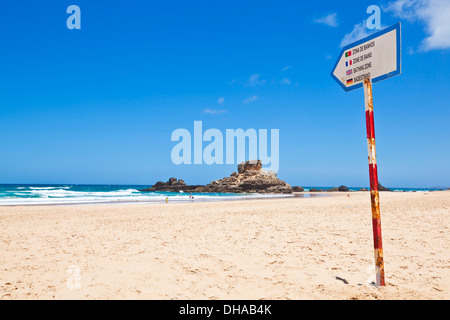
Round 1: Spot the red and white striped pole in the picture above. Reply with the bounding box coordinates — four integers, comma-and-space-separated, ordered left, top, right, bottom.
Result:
363, 78, 385, 286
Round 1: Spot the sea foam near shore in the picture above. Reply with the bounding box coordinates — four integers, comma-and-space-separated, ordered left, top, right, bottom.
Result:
0, 184, 292, 206
0, 184, 443, 206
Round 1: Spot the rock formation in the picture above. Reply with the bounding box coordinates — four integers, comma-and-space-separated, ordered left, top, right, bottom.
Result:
140, 160, 293, 194
204, 160, 292, 193
141, 178, 200, 192
378, 183, 392, 191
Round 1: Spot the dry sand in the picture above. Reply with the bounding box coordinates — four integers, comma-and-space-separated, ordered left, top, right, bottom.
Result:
0, 191, 448, 300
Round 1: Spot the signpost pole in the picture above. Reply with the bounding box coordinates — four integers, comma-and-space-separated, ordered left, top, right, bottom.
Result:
331, 23, 400, 287
363, 78, 385, 286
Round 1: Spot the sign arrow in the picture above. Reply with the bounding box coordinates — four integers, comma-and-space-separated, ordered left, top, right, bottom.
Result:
331, 23, 401, 92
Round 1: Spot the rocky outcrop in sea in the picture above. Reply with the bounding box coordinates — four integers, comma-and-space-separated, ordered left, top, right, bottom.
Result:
139, 161, 393, 194
140, 160, 293, 194
378, 183, 392, 192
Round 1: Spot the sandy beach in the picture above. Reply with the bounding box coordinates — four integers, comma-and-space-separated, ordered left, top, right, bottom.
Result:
0, 191, 448, 300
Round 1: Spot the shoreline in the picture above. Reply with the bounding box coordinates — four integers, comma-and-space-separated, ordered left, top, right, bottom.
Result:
0, 192, 330, 208
1, 189, 445, 207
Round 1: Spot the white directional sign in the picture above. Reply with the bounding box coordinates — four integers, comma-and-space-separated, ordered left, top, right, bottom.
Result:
331, 23, 401, 91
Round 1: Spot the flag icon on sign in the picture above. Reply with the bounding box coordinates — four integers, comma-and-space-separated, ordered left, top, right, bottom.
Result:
346, 60, 352, 67
346, 69, 352, 76
345, 50, 352, 57
346, 78, 353, 85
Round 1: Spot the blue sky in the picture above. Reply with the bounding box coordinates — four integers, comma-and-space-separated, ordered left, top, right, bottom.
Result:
0, 0, 449, 187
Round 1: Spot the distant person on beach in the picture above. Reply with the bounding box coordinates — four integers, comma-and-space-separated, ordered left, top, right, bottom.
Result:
166, 197, 168, 203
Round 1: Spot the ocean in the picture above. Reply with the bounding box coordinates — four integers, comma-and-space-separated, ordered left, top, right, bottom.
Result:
0, 184, 444, 206
0, 184, 290, 206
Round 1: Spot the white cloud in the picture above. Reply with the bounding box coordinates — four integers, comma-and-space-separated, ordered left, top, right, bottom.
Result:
245, 74, 266, 87
340, 22, 371, 48
281, 78, 292, 85
384, 0, 417, 20
281, 65, 291, 72
217, 97, 225, 104
243, 95, 258, 104
203, 108, 227, 115
314, 13, 338, 27
385, 0, 450, 51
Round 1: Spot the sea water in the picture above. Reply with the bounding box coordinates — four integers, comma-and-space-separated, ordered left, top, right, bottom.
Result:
0, 184, 291, 206
0, 184, 443, 206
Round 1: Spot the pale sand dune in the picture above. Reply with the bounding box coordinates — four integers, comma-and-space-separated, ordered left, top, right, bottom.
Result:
0, 191, 448, 300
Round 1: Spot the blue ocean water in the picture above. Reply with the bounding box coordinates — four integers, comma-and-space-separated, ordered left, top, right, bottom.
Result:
0, 184, 288, 206
0, 184, 444, 206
